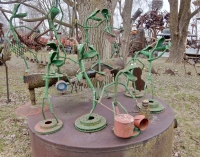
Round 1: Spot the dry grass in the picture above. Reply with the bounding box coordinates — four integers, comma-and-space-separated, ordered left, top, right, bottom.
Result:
0, 55, 200, 157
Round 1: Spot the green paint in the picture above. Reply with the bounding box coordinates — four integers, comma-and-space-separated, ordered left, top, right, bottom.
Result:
6, 4, 40, 71
131, 38, 171, 99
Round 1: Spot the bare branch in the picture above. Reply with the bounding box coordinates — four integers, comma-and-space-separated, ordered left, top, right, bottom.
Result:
21, 16, 46, 22
0, 8, 12, 14
0, 6, 72, 28
190, 6, 200, 19
178, 0, 191, 33
0, 1, 23, 4
20, 1, 46, 15
0, 1, 45, 15
54, 19, 72, 28
21, 17, 72, 27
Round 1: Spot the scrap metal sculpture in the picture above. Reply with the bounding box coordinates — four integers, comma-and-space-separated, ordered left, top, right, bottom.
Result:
129, 26, 146, 55
74, 8, 139, 133
130, 37, 171, 113
4, 3, 75, 71
131, 8, 143, 25
74, 9, 116, 132
137, 9, 170, 42
152, 0, 163, 10
35, 0, 79, 134
5, 1, 169, 135
5, 4, 41, 71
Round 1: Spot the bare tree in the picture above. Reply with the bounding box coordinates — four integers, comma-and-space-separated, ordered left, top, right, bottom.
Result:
168, 0, 200, 63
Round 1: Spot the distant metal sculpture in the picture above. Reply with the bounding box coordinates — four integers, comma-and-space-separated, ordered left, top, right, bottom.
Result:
129, 26, 146, 55
137, 9, 170, 41
152, 0, 163, 10
128, 4, 170, 55
131, 8, 143, 25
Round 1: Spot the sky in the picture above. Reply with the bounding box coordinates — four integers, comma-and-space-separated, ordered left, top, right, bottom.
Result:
163, 0, 170, 11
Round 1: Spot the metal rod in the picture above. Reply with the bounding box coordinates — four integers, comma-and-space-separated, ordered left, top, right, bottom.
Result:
4, 62, 11, 103
98, 101, 118, 115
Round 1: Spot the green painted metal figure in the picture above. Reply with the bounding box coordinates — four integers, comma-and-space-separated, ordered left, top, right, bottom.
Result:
132, 37, 171, 99
6, 3, 40, 72
76, 9, 138, 120
124, 38, 171, 113
35, 0, 80, 134
76, 9, 111, 118
41, 0, 78, 125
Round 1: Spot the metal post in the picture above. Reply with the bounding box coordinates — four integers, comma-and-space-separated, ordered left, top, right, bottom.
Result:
4, 62, 11, 103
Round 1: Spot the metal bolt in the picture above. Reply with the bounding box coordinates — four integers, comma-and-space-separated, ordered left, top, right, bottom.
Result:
142, 99, 149, 107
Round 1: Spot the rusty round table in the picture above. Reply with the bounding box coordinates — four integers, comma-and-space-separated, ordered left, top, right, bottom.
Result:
28, 92, 174, 157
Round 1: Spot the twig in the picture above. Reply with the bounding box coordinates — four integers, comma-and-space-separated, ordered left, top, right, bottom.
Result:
190, 136, 200, 144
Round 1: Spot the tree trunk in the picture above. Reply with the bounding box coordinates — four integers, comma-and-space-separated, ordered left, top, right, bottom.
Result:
120, 0, 133, 63
167, 0, 200, 63
77, 0, 114, 60
167, 38, 185, 63
167, 17, 189, 63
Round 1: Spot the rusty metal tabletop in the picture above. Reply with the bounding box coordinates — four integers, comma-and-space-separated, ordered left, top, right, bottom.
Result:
28, 92, 174, 156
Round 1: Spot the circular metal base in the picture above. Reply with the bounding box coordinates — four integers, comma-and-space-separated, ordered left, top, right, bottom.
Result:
28, 93, 174, 157
124, 89, 144, 98
137, 99, 164, 113
15, 101, 49, 117
75, 113, 106, 132
35, 119, 63, 135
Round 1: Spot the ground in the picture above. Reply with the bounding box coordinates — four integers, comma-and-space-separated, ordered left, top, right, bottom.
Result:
0, 55, 200, 157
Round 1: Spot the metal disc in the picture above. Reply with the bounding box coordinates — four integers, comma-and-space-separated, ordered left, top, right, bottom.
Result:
35, 119, 63, 135
137, 99, 164, 113
15, 102, 49, 117
124, 89, 144, 98
75, 113, 107, 133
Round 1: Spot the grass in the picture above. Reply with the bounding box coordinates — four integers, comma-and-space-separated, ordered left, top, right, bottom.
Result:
0, 55, 200, 157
